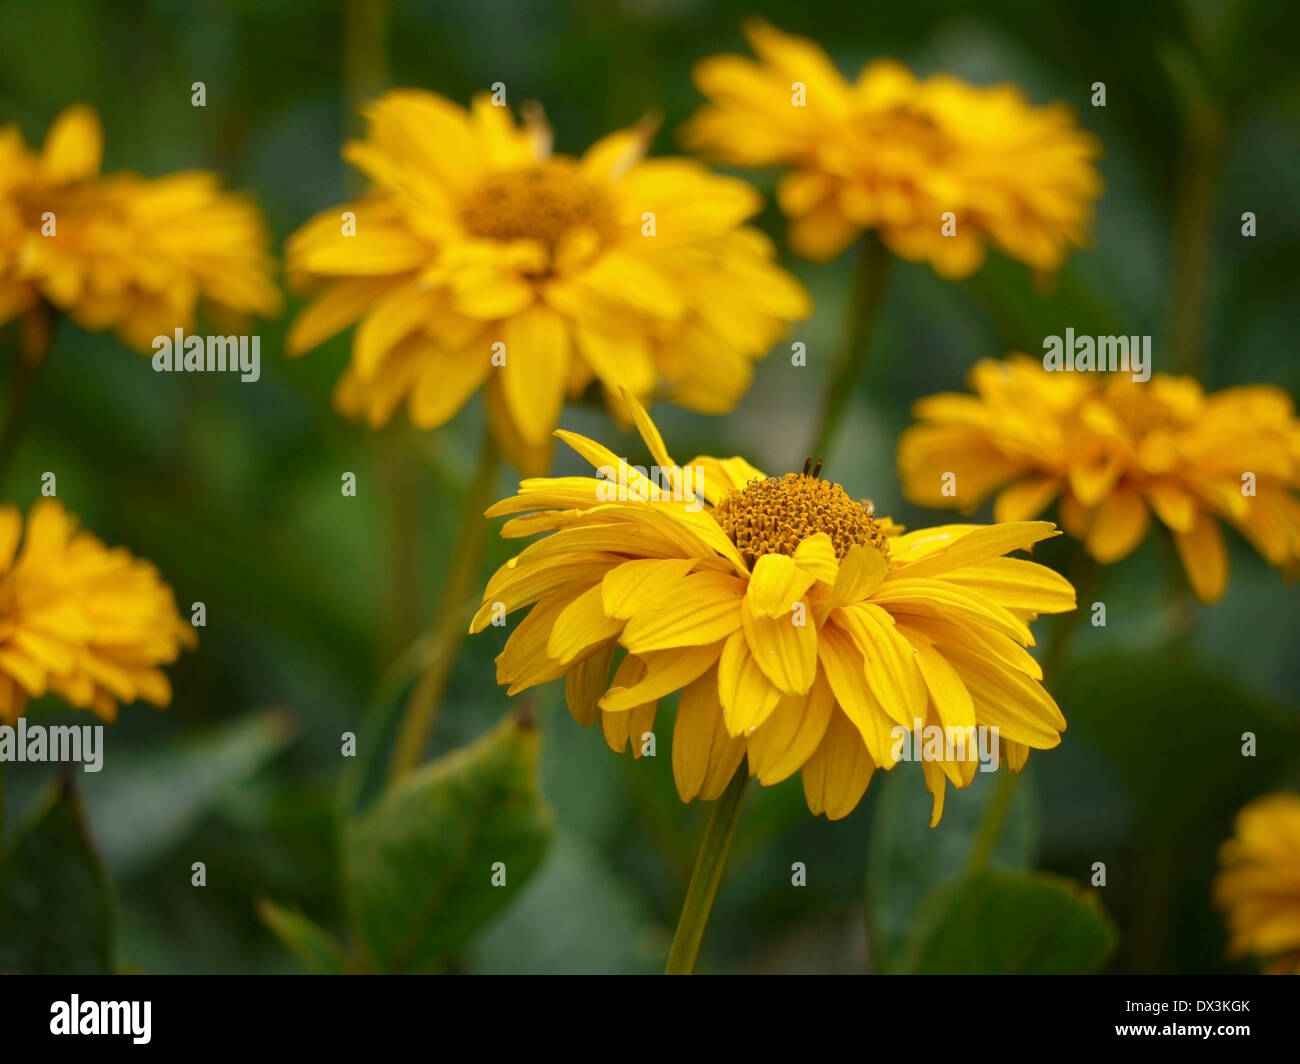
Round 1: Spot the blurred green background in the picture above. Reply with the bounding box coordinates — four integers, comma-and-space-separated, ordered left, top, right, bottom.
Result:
1, 0, 1297, 974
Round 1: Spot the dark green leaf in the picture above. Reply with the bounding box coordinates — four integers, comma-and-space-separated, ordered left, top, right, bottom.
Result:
0, 776, 117, 974
867, 764, 1039, 973
344, 712, 553, 973
906, 868, 1116, 974
83, 709, 297, 877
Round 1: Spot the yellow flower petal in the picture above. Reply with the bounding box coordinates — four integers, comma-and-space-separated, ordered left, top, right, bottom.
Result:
801, 711, 874, 820
1085, 487, 1149, 563
619, 570, 745, 653
716, 629, 783, 735
1174, 512, 1229, 604
747, 671, 834, 784
502, 303, 571, 447
599, 643, 721, 712
740, 596, 817, 696
673, 667, 746, 802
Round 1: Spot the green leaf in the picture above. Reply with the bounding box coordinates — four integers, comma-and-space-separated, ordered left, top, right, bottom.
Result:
906, 868, 1117, 974
256, 898, 346, 974
867, 764, 1038, 973
343, 712, 553, 973
1058, 648, 1292, 832
0, 775, 117, 974
82, 709, 297, 877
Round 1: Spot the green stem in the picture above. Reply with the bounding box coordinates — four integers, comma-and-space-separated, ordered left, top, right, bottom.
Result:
665, 761, 749, 975
809, 233, 893, 462
0, 350, 45, 492
381, 430, 421, 657
963, 767, 1019, 878
1168, 122, 1222, 378
386, 433, 500, 782
965, 550, 1100, 876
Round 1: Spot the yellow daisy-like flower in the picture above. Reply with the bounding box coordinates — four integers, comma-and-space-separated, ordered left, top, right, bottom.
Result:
0, 104, 281, 354
472, 397, 1075, 824
285, 90, 810, 472
682, 20, 1103, 277
1215, 793, 1300, 974
898, 356, 1300, 603
0, 499, 196, 724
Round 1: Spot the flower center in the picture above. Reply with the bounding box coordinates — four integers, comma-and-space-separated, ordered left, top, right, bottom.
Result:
1100, 381, 1182, 439
713, 472, 890, 569
460, 160, 615, 255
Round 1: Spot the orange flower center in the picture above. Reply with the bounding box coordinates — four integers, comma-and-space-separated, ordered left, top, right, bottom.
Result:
459, 161, 615, 257
713, 472, 889, 568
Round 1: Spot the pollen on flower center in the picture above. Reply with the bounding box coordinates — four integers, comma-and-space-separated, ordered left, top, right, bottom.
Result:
459, 160, 615, 255
1100, 382, 1182, 438
713, 471, 890, 568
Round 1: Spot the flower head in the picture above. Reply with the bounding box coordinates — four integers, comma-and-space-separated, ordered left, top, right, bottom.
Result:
0, 105, 281, 354
1215, 793, 1300, 974
0, 499, 196, 723
898, 356, 1300, 602
286, 90, 809, 472
473, 397, 1074, 823
683, 20, 1102, 276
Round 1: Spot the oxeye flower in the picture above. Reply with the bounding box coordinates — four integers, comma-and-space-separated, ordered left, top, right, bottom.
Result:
472, 396, 1074, 825
285, 90, 809, 473
0, 105, 281, 354
1215, 793, 1300, 974
0, 499, 196, 723
898, 356, 1300, 603
682, 19, 1102, 277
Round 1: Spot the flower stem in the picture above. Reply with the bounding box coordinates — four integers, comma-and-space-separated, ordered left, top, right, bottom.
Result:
0, 349, 45, 492
809, 233, 892, 463
386, 432, 500, 783
665, 761, 750, 974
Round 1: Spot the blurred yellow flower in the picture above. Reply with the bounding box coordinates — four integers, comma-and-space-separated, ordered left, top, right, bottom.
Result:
683, 20, 1102, 277
898, 356, 1300, 602
1215, 793, 1300, 974
285, 90, 809, 472
0, 498, 196, 724
0, 104, 281, 354
472, 396, 1074, 824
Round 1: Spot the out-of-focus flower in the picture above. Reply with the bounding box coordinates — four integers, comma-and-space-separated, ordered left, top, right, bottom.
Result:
472, 395, 1074, 824
285, 90, 809, 473
0, 104, 281, 355
683, 20, 1102, 277
898, 356, 1300, 603
1215, 793, 1300, 974
0, 499, 196, 723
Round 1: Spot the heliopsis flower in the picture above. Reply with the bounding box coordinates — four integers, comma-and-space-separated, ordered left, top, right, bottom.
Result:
285, 90, 809, 472
0, 104, 280, 354
682, 20, 1102, 277
471, 396, 1074, 823
0, 498, 196, 724
1215, 793, 1300, 974
898, 356, 1300, 603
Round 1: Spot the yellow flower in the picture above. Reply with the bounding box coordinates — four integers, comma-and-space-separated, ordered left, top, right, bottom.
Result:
898, 356, 1300, 602
0, 499, 196, 724
0, 104, 281, 354
682, 20, 1102, 277
472, 397, 1074, 823
1215, 793, 1300, 974
285, 90, 809, 472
